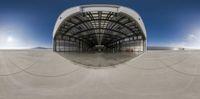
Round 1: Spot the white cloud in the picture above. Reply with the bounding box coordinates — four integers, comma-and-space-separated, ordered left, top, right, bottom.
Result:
170, 28, 200, 49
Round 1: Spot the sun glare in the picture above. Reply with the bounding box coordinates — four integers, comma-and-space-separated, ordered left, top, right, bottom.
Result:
7, 36, 13, 42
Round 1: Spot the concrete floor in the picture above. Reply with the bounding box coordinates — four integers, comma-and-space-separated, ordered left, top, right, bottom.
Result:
57, 51, 143, 67
0, 49, 200, 99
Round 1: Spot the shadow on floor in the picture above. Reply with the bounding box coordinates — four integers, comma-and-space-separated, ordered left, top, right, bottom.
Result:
57, 51, 143, 68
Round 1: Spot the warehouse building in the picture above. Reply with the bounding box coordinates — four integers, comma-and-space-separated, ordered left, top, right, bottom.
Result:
53, 4, 147, 53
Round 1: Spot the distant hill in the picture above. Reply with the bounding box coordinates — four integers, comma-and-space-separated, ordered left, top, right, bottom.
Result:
32, 47, 51, 49
147, 46, 185, 50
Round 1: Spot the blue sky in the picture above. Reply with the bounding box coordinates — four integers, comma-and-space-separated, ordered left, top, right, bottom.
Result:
0, 0, 200, 49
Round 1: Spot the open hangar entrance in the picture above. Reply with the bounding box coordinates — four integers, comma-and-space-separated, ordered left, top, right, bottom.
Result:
52, 4, 147, 67
53, 4, 147, 53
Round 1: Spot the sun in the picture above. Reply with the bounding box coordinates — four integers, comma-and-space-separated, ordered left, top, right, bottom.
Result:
7, 36, 13, 42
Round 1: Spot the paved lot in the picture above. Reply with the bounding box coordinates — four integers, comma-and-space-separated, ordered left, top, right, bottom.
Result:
0, 49, 200, 99
57, 51, 143, 67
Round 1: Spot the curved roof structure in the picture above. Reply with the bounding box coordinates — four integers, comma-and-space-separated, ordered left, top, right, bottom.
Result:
53, 4, 146, 38
53, 4, 147, 52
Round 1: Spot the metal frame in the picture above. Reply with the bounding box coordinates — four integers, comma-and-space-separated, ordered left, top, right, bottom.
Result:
53, 4, 147, 52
